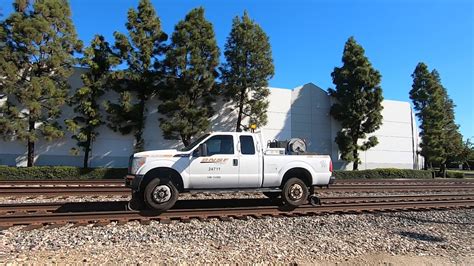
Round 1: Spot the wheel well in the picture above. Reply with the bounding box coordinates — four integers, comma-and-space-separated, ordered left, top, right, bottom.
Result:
140, 167, 184, 192
281, 167, 312, 187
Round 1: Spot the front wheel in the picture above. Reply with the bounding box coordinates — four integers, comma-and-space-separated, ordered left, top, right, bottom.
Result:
127, 191, 146, 211
281, 178, 309, 207
144, 178, 179, 211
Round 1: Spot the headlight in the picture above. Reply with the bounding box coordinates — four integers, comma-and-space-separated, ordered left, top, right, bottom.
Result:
130, 157, 146, 174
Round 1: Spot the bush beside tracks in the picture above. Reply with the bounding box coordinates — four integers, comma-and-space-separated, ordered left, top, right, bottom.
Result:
333, 168, 435, 179
0, 166, 127, 180
0, 166, 466, 180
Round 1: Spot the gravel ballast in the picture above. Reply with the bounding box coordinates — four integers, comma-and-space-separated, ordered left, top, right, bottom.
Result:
2, 191, 471, 204
0, 209, 472, 264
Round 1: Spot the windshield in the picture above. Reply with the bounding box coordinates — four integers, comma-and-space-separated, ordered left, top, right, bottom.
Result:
180, 133, 210, 151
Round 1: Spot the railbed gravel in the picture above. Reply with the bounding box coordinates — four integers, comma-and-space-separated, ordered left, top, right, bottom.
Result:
2, 190, 472, 204
0, 209, 472, 264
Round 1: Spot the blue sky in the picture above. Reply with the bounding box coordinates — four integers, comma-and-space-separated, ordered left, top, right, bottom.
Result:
1, 0, 473, 138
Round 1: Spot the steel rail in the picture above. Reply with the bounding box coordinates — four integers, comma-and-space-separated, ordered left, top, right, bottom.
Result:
0, 179, 124, 187
1, 178, 473, 187
1, 179, 474, 197
1, 193, 473, 215
0, 198, 472, 229
1, 185, 474, 197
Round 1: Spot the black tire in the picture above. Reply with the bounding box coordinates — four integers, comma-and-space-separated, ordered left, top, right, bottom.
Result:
127, 191, 146, 211
263, 192, 281, 199
281, 177, 309, 207
144, 178, 179, 211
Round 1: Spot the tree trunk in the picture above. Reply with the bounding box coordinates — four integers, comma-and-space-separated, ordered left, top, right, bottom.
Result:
27, 139, 35, 167
352, 150, 359, 170
235, 89, 245, 132
83, 131, 91, 168
182, 134, 190, 147
135, 97, 146, 152
352, 138, 359, 171
27, 120, 35, 167
440, 163, 447, 178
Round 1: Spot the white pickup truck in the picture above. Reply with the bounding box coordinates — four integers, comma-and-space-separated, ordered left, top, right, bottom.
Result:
125, 132, 334, 211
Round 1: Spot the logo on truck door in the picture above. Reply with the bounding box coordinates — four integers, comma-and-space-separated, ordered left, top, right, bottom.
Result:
200, 158, 229, 164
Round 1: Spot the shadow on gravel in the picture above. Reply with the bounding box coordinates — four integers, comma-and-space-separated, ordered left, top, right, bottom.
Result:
379, 213, 474, 226
398, 231, 445, 242
54, 198, 280, 214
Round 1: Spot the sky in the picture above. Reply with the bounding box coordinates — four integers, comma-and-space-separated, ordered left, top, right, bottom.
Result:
1, 0, 473, 138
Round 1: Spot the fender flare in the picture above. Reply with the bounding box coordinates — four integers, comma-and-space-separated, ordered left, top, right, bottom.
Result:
278, 161, 317, 186
137, 160, 188, 191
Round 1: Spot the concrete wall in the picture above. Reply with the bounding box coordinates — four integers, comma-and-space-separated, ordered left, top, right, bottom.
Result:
0, 68, 422, 169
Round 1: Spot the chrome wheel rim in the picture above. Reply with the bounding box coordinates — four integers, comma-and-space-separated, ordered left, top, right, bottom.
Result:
152, 185, 172, 203
288, 183, 304, 201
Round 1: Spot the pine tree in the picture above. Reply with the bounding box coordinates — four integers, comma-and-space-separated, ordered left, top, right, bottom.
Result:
328, 37, 384, 170
410, 64, 446, 169
220, 11, 274, 132
158, 7, 219, 146
0, 0, 81, 167
410, 63, 463, 175
66, 35, 118, 168
431, 70, 464, 169
105, 0, 167, 152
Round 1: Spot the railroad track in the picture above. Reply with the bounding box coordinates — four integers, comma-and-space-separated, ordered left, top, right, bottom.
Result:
2, 178, 473, 187
1, 179, 474, 197
0, 194, 472, 230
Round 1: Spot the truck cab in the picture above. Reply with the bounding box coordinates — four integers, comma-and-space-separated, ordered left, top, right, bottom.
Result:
125, 132, 334, 211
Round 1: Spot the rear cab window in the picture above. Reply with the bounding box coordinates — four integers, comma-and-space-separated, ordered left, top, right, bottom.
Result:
240, 135, 255, 155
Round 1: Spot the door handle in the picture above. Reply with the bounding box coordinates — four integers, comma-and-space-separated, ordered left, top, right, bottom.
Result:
233, 159, 238, 166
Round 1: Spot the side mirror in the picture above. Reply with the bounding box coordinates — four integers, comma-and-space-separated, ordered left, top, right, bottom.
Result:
198, 143, 208, 157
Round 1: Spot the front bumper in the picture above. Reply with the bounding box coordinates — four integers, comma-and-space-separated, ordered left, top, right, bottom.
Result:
125, 174, 144, 190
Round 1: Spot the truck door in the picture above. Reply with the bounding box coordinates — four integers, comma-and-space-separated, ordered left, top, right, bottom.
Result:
188, 135, 239, 189
237, 135, 262, 188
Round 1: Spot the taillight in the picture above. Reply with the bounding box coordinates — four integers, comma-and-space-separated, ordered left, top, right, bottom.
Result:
329, 160, 333, 172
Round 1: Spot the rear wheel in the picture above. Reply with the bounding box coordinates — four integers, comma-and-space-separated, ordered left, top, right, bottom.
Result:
144, 178, 179, 211
281, 177, 309, 207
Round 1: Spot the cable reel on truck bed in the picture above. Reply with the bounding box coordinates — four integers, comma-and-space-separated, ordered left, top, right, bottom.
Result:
287, 138, 307, 153
267, 138, 307, 154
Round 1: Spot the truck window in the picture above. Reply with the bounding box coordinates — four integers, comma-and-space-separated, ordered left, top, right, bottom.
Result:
240, 135, 255, 155
205, 135, 234, 156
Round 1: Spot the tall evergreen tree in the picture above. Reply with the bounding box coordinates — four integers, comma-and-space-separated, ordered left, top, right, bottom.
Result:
328, 37, 384, 170
158, 7, 220, 146
66, 35, 118, 168
431, 70, 464, 169
410, 63, 445, 168
410, 63, 463, 174
105, 0, 167, 152
220, 11, 274, 132
0, 0, 81, 166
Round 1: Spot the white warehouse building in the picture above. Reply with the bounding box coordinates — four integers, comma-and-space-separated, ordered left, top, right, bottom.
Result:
0, 68, 422, 170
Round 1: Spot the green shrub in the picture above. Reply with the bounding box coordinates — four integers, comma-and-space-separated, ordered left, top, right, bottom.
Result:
0, 166, 127, 180
445, 171, 465, 178
333, 168, 434, 179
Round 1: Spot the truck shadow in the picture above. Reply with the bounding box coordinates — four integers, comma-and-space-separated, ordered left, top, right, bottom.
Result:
54, 198, 283, 214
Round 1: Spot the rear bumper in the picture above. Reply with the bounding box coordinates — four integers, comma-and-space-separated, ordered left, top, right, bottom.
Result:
125, 174, 144, 190
329, 175, 336, 185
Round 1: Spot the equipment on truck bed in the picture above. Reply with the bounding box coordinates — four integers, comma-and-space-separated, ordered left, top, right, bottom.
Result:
267, 138, 308, 154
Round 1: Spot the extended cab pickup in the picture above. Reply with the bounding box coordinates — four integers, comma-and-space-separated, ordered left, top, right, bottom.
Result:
125, 132, 334, 211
